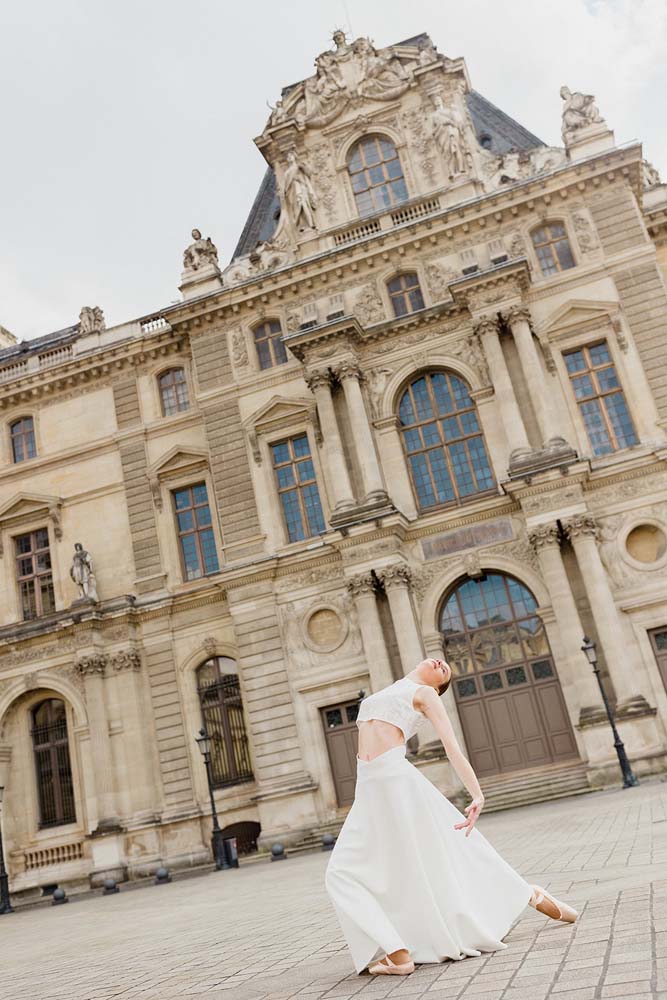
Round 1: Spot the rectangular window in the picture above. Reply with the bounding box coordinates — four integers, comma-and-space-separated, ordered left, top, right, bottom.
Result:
564, 341, 638, 456
271, 434, 325, 543
15, 528, 55, 620
173, 483, 219, 581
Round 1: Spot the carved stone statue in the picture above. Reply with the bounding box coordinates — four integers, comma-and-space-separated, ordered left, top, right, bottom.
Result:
332, 29, 351, 55
182, 228, 219, 272
79, 306, 105, 334
70, 542, 98, 603
280, 150, 317, 232
429, 94, 467, 180
418, 39, 439, 66
354, 37, 411, 98
560, 86, 605, 142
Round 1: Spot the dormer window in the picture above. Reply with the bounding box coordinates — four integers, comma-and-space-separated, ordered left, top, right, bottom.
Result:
387, 273, 425, 318
347, 136, 408, 217
10, 416, 36, 463
531, 223, 575, 277
253, 320, 288, 370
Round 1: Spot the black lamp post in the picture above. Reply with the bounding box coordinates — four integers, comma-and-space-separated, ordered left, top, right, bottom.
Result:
0, 786, 14, 915
581, 637, 639, 789
194, 729, 229, 870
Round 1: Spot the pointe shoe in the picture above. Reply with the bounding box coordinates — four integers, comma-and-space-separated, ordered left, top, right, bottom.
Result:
368, 954, 415, 975
529, 884, 578, 923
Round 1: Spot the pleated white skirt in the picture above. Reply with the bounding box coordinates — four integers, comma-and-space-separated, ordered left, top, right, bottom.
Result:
325, 744, 534, 974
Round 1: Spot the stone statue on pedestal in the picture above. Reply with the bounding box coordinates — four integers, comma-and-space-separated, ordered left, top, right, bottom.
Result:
79, 306, 105, 334
278, 150, 317, 234
560, 86, 605, 143
182, 229, 219, 272
429, 94, 467, 180
70, 542, 98, 603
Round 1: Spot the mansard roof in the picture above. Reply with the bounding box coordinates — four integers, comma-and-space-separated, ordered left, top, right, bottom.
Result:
0, 323, 78, 363
232, 87, 545, 261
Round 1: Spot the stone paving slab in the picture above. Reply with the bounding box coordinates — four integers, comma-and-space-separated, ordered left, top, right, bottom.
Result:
1, 777, 666, 1000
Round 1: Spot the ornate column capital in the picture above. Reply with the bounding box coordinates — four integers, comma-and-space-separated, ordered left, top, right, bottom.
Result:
563, 513, 599, 541
472, 314, 500, 338
528, 522, 560, 552
304, 368, 333, 393
502, 303, 531, 326
76, 653, 108, 676
333, 359, 363, 383
377, 562, 413, 590
346, 572, 376, 598
110, 647, 142, 672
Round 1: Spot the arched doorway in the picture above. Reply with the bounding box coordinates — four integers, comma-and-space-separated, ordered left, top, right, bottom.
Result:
440, 572, 578, 776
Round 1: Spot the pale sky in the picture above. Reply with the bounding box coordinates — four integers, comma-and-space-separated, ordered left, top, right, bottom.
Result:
2, 0, 666, 341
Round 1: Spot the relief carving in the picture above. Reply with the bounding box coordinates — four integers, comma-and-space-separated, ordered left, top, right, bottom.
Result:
353, 282, 385, 326
571, 211, 599, 253
230, 330, 249, 370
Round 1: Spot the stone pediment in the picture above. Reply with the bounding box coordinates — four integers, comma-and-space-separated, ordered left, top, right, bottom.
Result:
537, 299, 618, 338
244, 396, 316, 435
0, 492, 62, 525
148, 446, 209, 482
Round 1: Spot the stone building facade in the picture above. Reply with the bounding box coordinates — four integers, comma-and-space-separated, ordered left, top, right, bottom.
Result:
1, 31, 667, 897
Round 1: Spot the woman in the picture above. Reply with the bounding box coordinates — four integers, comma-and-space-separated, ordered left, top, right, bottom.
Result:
325, 657, 578, 976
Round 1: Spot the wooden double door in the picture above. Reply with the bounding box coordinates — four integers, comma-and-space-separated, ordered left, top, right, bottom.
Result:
321, 700, 360, 807
441, 572, 579, 777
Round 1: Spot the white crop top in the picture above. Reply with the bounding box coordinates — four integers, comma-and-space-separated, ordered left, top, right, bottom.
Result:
356, 676, 426, 740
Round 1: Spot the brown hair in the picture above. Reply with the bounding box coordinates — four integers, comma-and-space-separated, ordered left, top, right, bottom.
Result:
437, 675, 452, 696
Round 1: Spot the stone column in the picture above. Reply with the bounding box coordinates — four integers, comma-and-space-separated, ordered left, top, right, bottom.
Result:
472, 316, 532, 463
346, 573, 395, 692
528, 523, 604, 717
305, 369, 356, 513
335, 361, 388, 503
422, 630, 468, 751
563, 514, 642, 707
377, 563, 424, 672
502, 304, 562, 448
109, 648, 157, 822
76, 653, 119, 831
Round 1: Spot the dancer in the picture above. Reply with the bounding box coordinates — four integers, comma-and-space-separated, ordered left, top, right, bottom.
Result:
325, 657, 578, 976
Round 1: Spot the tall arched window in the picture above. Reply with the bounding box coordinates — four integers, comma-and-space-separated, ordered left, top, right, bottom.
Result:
253, 320, 288, 370
196, 658, 253, 788
399, 372, 495, 510
531, 222, 575, 277
347, 135, 408, 216
31, 699, 76, 828
387, 273, 425, 317
10, 416, 36, 463
158, 368, 189, 416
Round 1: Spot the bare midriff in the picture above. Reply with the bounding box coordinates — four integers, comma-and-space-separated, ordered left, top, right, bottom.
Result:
356, 719, 406, 762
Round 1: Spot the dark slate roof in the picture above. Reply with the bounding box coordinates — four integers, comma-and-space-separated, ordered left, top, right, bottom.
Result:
0, 324, 79, 363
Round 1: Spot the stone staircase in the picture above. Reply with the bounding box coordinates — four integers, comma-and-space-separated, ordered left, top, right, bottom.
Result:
479, 759, 593, 813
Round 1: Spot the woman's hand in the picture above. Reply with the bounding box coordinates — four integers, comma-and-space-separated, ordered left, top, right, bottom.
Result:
454, 795, 484, 837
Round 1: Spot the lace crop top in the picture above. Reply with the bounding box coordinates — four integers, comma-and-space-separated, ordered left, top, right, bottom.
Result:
356, 676, 426, 740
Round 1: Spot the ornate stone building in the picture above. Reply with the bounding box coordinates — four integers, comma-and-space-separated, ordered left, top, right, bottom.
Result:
1, 31, 667, 897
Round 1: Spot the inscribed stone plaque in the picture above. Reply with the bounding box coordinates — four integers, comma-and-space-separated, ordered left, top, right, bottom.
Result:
307, 609, 343, 647
421, 518, 514, 561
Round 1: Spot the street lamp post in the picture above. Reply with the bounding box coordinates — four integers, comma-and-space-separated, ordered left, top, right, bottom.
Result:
194, 729, 229, 870
0, 786, 14, 915
581, 636, 639, 789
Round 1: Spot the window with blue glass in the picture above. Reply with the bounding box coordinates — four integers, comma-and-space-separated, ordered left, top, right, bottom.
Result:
531, 222, 575, 277
564, 341, 637, 456
399, 372, 495, 510
253, 320, 288, 370
347, 135, 408, 217
387, 273, 425, 318
10, 416, 37, 463
271, 435, 325, 543
173, 483, 219, 581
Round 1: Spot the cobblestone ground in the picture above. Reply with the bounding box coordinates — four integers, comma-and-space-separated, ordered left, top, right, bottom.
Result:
3, 777, 667, 1000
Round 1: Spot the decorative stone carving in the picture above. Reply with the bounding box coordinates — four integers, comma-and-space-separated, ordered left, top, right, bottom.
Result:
0, 636, 77, 668
79, 306, 106, 334
353, 37, 413, 100
346, 572, 376, 598
563, 513, 599, 540
572, 211, 599, 253
70, 543, 98, 603
424, 262, 456, 301
450, 333, 490, 386
307, 142, 338, 225
508, 231, 525, 257
598, 514, 631, 586
230, 330, 248, 369
541, 342, 557, 374
202, 636, 217, 657
402, 107, 437, 187
377, 563, 412, 589
463, 551, 484, 579
528, 523, 560, 551
366, 367, 393, 419
502, 303, 531, 326
183, 229, 219, 272
472, 314, 500, 339
353, 282, 385, 326
497, 537, 540, 574
304, 368, 332, 392
560, 86, 606, 144
110, 648, 141, 672
76, 653, 108, 676
48, 503, 63, 540
149, 477, 163, 512
333, 359, 363, 384
642, 160, 661, 190
612, 317, 629, 353
429, 94, 468, 182
521, 485, 582, 514
275, 150, 317, 236
418, 39, 439, 66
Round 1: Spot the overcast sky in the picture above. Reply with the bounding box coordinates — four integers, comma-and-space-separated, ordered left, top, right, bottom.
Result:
2, 0, 666, 341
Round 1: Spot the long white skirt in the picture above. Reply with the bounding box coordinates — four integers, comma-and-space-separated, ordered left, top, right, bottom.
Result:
325, 744, 534, 974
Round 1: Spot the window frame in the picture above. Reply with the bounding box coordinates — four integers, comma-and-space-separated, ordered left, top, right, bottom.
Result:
172, 481, 220, 582
269, 431, 327, 545
346, 134, 409, 218
157, 367, 190, 417
562, 338, 638, 458
14, 526, 56, 621
530, 221, 576, 278
30, 697, 77, 829
398, 370, 497, 513
195, 657, 254, 790
252, 319, 288, 371
387, 272, 426, 318
10, 415, 37, 464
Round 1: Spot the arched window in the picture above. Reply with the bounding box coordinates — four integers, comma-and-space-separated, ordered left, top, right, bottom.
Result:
531, 222, 575, 277
253, 320, 288, 370
10, 416, 36, 463
347, 135, 408, 216
387, 273, 425, 317
158, 368, 189, 416
31, 699, 76, 828
196, 657, 253, 788
399, 372, 495, 510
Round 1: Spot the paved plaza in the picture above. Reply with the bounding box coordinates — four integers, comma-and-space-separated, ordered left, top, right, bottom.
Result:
3, 778, 667, 1000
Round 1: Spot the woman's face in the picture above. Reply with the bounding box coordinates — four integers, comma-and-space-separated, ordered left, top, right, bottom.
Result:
418, 657, 452, 689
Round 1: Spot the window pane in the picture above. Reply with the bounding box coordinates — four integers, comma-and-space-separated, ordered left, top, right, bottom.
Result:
604, 393, 637, 449
292, 435, 310, 458
180, 535, 201, 580
174, 489, 190, 510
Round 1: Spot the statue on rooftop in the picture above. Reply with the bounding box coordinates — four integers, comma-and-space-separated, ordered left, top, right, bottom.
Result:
560, 86, 605, 143
183, 228, 219, 272
79, 306, 105, 334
